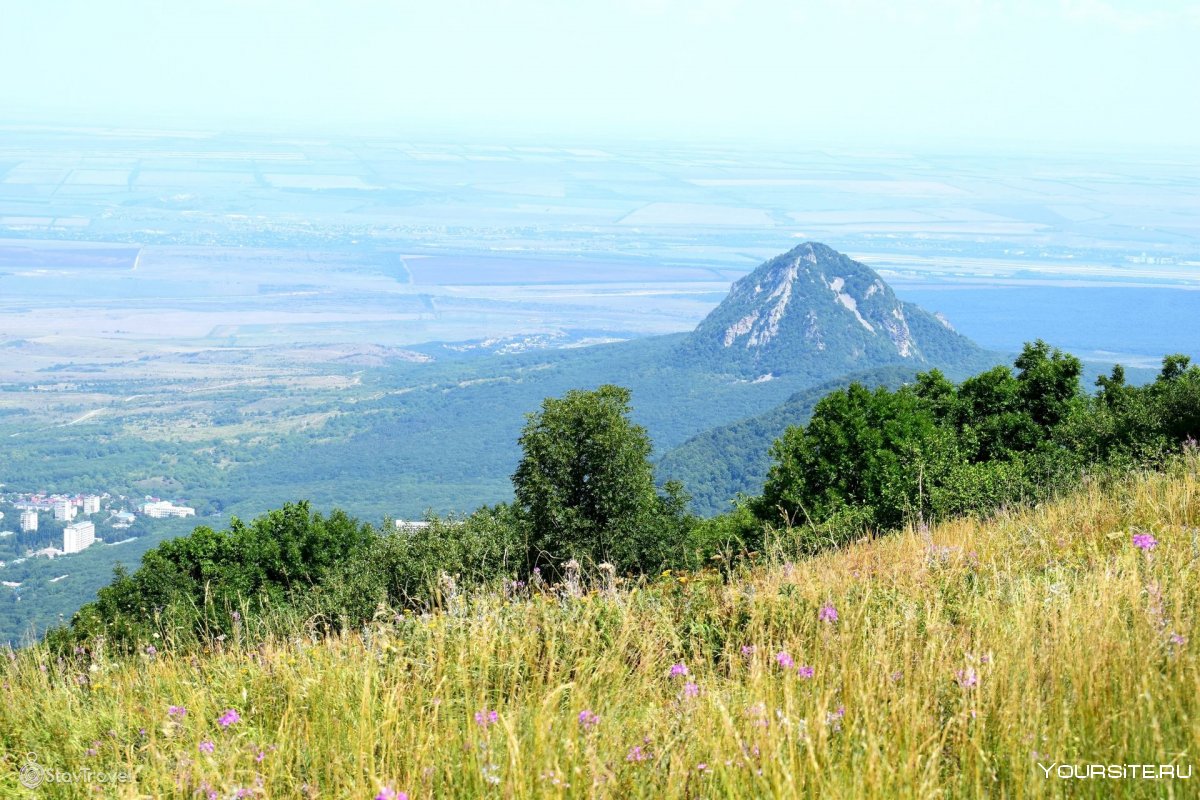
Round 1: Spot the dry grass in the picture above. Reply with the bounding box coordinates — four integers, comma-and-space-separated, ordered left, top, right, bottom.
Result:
2, 458, 1198, 798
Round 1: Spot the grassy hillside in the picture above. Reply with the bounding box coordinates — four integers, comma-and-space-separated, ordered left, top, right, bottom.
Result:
2, 456, 1197, 798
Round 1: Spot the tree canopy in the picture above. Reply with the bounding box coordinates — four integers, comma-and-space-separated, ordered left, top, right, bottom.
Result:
513, 384, 689, 572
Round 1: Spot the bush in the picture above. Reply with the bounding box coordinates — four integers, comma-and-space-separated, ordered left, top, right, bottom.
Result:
320, 504, 525, 621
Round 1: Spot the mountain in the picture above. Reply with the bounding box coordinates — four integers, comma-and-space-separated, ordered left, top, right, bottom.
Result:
677, 242, 982, 379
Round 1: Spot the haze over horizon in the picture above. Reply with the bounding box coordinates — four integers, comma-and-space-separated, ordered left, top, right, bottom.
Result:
4, 0, 1199, 150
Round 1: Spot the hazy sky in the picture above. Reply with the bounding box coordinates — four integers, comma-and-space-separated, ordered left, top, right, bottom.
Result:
3, 0, 1198, 148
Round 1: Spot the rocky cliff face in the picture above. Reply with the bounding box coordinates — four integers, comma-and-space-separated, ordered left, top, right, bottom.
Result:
679, 242, 979, 378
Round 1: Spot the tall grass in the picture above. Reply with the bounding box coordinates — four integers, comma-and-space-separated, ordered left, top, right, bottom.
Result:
2, 456, 1197, 798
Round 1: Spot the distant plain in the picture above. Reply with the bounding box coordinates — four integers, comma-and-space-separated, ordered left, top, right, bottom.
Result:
3, 126, 1199, 450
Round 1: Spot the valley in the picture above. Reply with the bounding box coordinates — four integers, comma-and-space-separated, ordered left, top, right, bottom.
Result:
3, 130, 1199, 650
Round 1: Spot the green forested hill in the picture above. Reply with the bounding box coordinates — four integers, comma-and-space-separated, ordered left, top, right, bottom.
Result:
1, 244, 995, 644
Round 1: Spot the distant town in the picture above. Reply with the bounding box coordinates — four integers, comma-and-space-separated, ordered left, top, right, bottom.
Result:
0, 491, 195, 572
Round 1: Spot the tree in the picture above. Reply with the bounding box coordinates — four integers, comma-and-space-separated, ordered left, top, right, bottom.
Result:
1159, 354, 1191, 382
512, 385, 679, 572
755, 383, 948, 531
1014, 339, 1083, 429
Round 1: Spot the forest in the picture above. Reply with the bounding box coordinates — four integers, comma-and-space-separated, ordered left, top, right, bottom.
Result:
47, 341, 1200, 653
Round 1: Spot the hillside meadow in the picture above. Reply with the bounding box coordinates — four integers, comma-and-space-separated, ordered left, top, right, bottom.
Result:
2, 455, 1198, 798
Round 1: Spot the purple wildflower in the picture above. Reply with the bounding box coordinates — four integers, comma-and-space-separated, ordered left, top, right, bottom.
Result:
474, 709, 499, 728
217, 708, 241, 728
668, 662, 689, 678
682, 681, 700, 698
819, 604, 838, 623
1169, 632, 1186, 646
956, 668, 979, 690
1132, 533, 1158, 551
774, 651, 794, 669
168, 705, 187, 718
797, 665, 814, 679
626, 745, 650, 763
199, 740, 215, 754
740, 645, 756, 657
577, 709, 600, 730
145, 645, 157, 656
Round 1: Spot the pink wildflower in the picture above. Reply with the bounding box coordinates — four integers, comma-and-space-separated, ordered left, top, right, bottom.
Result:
1132, 533, 1158, 551
626, 745, 650, 762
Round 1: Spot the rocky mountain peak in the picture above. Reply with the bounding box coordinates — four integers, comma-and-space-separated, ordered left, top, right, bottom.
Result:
679, 242, 979, 377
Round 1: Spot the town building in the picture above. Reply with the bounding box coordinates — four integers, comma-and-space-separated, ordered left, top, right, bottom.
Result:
20, 510, 39, 533
53, 499, 76, 522
140, 500, 196, 518
63, 520, 96, 554
82, 495, 101, 515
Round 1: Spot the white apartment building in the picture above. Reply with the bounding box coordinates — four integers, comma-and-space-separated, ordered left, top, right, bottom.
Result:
141, 500, 196, 519
53, 499, 76, 522
82, 495, 101, 515
20, 510, 39, 532
63, 520, 96, 554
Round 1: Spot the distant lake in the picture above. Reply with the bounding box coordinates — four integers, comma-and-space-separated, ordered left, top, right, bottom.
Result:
893, 285, 1200, 365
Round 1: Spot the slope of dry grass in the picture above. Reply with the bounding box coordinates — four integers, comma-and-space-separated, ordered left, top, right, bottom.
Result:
2, 457, 1197, 798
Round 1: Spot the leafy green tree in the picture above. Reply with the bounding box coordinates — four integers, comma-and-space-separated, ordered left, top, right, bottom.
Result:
513, 385, 684, 571
1013, 339, 1083, 429
756, 383, 948, 531
1159, 354, 1191, 382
